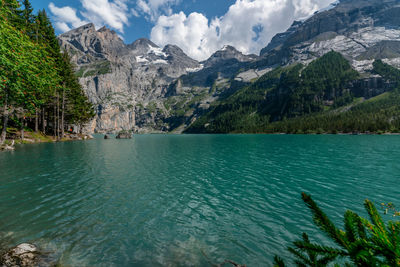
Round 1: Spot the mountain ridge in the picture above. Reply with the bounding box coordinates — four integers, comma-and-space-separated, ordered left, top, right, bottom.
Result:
59, 0, 400, 133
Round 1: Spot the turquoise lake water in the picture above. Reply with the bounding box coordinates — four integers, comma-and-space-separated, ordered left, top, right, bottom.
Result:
1, 135, 400, 266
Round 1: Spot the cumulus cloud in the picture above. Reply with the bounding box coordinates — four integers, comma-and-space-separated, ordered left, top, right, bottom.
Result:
81, 0, 130, 33
136, 0, 180, 21
48, 3, 88, 32
49, 0, 130, 33
151, 0, 336, 61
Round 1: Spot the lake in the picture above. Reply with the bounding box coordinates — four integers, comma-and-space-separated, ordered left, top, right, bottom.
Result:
1, 135, 399, 266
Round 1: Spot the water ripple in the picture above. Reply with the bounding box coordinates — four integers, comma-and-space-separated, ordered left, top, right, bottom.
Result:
1, 135, 400, 266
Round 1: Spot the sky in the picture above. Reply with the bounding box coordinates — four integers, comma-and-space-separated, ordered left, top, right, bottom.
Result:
30, 0, 336, 61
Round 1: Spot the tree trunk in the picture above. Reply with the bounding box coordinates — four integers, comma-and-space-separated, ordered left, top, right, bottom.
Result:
35, 107, 39, 132
42, 107, 46, 134
54, 100, 57, 139
61, 90, 65, 138
57, 93, 60, 140
0, 92, 8, 145
21, 118, 25, 140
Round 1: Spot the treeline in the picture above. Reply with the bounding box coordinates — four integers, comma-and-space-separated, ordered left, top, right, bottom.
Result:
265, 60, 400, 134
0, 0, 94, 145
265, 92, 400, 134
186, 52, 400, 134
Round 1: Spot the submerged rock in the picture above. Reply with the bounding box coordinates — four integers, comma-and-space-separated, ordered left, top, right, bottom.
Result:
116, 131, 132, 139
1, 243, 39, 267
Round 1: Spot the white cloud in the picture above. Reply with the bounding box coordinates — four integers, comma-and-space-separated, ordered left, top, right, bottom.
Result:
131, 8, 140, 17
48, 3, 88, 32
136, 0, 180, 21
49, 0, 130, 33
81, 0, 130, 33
150, 0, 336, 61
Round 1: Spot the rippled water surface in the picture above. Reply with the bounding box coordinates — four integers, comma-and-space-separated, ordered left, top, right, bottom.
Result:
1, 135, 400, 266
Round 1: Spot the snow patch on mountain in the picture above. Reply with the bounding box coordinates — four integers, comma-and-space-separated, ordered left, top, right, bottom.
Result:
186, 64, 204, 73
148, 45, 168, 57
136, 56, 149, 63
153, 59, 168, 64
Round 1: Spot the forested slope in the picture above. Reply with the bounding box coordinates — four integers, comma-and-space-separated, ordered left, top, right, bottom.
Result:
186, 52, 400, 134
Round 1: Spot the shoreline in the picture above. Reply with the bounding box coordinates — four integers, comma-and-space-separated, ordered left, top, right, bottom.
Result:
0, 131, 94, 151
2, 130, 399, 151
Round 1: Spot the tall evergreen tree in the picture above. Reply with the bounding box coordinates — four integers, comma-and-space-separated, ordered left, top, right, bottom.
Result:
21, 0, 34, 37
0, 0, 57, 144
0, 1, 94, 144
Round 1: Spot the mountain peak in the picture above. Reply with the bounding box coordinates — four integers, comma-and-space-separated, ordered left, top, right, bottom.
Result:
204, 45, 256, 67
97, 25, 113, 33
128, 38, 159, 54
221, 45, 237, 51
61, 23, 96, 37
163, 44, 184, 54
129, 38, 158, 48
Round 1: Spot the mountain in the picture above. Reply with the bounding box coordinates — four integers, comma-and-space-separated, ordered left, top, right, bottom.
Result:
186, 0, 400, 133
203, 45, 257, 68
59, 25, 261, 132
59, 24, 202, 133
60, 0, 400, 134
257, 0, 400, 71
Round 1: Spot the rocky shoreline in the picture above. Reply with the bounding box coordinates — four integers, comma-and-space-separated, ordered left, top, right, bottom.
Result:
1, 243, 39, 267
0, 132, 94, 151
0, 243, 60, 267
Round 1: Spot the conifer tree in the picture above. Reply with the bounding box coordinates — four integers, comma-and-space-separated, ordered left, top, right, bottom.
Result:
21, 0, 34, 36
275, 193, 400, 266
0, 1, 94, 143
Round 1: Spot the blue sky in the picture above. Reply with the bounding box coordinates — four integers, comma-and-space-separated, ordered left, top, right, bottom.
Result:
30, 0, 336, 60
31, 0, 236, 43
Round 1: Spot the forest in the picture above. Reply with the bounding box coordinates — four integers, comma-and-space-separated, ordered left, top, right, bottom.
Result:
186, 52, 400, 134
0, 0, 94, 146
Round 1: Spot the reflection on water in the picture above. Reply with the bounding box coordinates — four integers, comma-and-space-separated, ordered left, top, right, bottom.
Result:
1, 135, 400, 266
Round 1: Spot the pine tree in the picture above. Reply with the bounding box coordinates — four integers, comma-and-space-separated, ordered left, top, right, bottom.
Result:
21, 0, 35, 37
0, 0, 55, 144
275, 193, 400, 266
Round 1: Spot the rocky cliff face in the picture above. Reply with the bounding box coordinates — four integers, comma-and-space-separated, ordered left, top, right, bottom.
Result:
257, 0, 400, 72
59, 24, 201, 133
59, 0, 400, 133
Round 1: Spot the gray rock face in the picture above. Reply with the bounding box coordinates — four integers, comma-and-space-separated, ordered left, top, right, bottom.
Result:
1, 243, 38, 267
58, 24, 201, 133
260, 20, 303, 55
203, 45, 257, 68
350, 76, 396, 98
258, 0, 400, 71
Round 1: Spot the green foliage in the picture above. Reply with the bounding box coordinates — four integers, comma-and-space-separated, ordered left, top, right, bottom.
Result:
186, 52, 359, 133
373, 60, 400, 84
0, 0, 94, 142
0, 0, 57, 114
265, 91, 400, 134
277, 193, 400, 266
